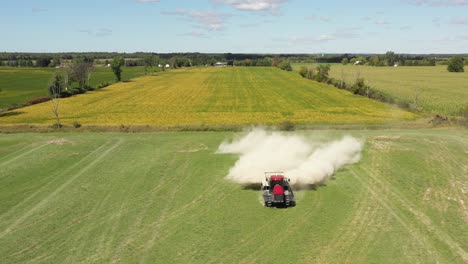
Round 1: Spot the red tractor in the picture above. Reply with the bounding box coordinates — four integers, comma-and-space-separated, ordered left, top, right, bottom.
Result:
262, 172, 296, 208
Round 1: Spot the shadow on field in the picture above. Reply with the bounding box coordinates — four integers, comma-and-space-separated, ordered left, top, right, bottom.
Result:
0, 111, 24, 118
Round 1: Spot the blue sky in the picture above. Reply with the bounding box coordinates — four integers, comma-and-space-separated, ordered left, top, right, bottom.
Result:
2, 0, 468, 53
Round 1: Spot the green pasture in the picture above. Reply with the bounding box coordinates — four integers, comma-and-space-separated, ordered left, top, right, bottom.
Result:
0, 129, 466, 263
293, 64, 468, 116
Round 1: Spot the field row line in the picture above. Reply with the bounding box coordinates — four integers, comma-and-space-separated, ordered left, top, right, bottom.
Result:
0, 143, 48, 169
348, 167, 442, 260
0, 138, 124, 240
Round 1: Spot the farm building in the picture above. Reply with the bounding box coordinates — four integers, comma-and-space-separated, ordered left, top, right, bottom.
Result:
214, 62, 227, 67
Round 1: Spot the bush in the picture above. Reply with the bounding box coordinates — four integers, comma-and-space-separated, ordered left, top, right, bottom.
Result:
447, 56, 464, 72
299, 66, 308, 78
73, 121, 82, 128
85, 85, 95, 91
97, 82, 112, 89
7, 103, 22, 111
60, 90, 74, 98
278, 61, 293, 71
351, 78, 368, 95
26, 96, 50, 105
279, 121, 295, 131
313, 64, 330, 82
397, 101, 411, 109
51, 123, 63, 129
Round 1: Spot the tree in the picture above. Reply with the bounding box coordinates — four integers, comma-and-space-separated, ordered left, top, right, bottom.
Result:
36, 57, 52, 67
111, 56, 125, 81
369, 55, 382, 66
351, 77, 368, 95
50, 56, 62, 67
272, 56, 281, 67
71, 56, 94, 89
385, 51, 398, 66
278, 60, 292, 71
341, 58, 349, 65
61, 67, 72, 91
355, 56, 367, 64
168, 57, 176, 68
447, 56, 464, 72
144, 55, 156, 75
314, 64, 331, 82
48, 72, 64, 128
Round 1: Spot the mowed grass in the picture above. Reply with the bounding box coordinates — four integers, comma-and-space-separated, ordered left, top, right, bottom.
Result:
0, 66, 152, 110
0, 67, 417, 126
319, 64, 466, 116
0, 129, 466, 263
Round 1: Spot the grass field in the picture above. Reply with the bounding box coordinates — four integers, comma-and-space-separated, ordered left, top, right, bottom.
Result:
0, 129, 466, 263
0, 66, 153, 110
293, 64, 468, 116
0, 67, 417, 126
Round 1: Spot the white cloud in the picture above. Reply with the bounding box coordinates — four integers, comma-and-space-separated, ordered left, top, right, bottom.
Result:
212, 0, 288, 11
79, 28, 113, 37
450, 17, 468, 25
32, 7, 47, 13
404, 0, 468, 6
135, 0, 160, 2
306, 15, 332, 23
374, 19, 390, 25
273, 34, 336, 45
178, 31, 207, 38
163, 10, 231, 31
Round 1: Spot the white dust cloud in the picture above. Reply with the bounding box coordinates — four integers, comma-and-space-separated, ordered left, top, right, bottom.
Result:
217, 129, 363, 187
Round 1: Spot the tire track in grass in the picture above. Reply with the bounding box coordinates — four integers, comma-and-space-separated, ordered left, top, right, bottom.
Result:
241, 194, 323, 264
211, 191, 321, 264
108, 158, 178, 262
92, 146, 166, 263
0, 138, 124, 240
137, 157, 192, 263
162, 181, 221, 221
68, 192, 115, 263
0, 143, 48, 170
431, 140, 468, 220
360, 142, 468, 262
0, 141, 38, 163
349, 167, 444, 262
3, 140, 122, 262
314, 180, 380, 263
154, 182, 230, 261
109, 152, 188, 263
11, 192, 114, 262
363, 143, 445, 262
0, 140, 113, 224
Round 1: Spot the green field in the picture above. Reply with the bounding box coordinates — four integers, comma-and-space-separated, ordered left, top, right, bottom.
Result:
293, 64, 468, 116
0, 67, 417, 126
0, 129, 466, 263
0, 66, 152, 110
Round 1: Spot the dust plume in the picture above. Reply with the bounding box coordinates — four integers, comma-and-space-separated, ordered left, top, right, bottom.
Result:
217, 129, 363, 187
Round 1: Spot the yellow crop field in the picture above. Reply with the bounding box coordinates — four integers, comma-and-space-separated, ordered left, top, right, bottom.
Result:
0, 67, 417, 126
